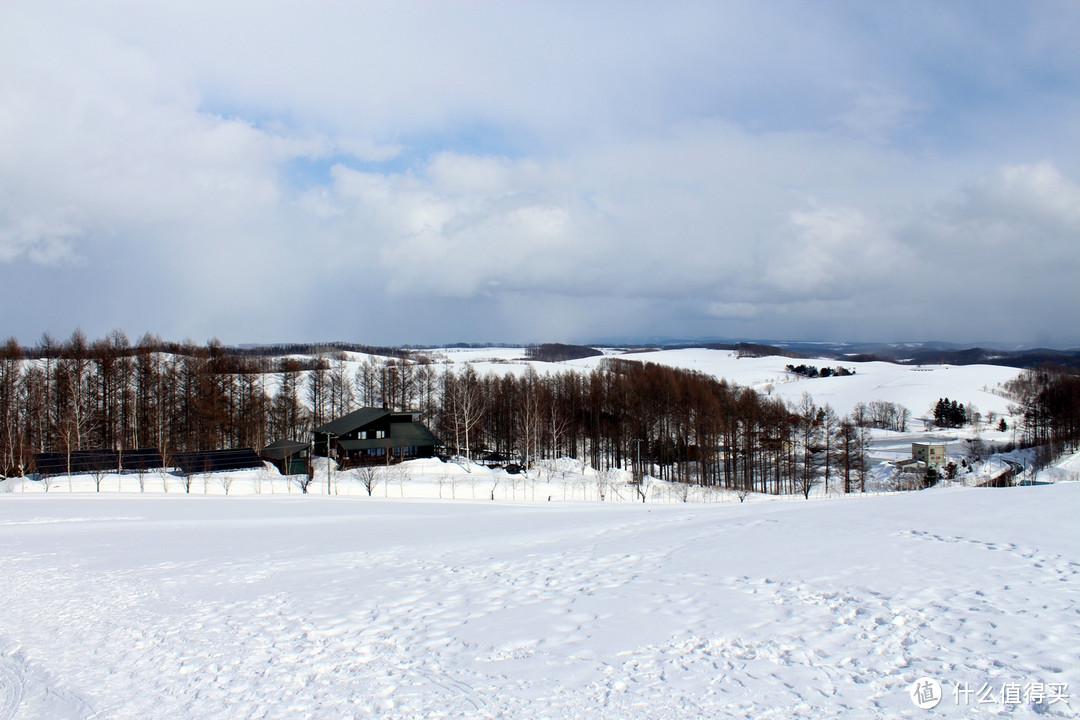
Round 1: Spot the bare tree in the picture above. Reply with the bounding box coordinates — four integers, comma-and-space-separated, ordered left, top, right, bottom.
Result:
675, 481, 691, 503
447, 364, 484, 465
329, 359, 354, 419
216, 474, 233, 495
158, 457, 172, 493
414, 361, 439, 425
354, 357, 379, 408
352, 465, 380, 496
794, 393, 823, 499
838, 417, 857, 494
635, 477, 649, 503
272, 360, 308, 441
307, 360, 330, 429
90, 465, 108, 493
819, 404, 839, 494
596, 467, 618, 501
254, 465, 270, 494
518, 366, 542, 470
0, 338, 22, 478
391, 463, 410, 498
292, 471, 316, 494
179, 472, 195, 494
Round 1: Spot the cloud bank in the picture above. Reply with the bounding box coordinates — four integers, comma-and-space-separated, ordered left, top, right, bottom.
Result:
1, 1, 1079, 346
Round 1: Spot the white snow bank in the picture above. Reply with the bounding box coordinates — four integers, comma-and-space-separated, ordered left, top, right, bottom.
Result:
0, 483, 1076, 719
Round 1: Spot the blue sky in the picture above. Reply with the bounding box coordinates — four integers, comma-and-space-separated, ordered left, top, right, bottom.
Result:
1, 1, 1079, 347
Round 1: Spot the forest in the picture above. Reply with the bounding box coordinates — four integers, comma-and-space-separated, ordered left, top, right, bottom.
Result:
2, 331, 1077, 495
1004, 366, 1080, 455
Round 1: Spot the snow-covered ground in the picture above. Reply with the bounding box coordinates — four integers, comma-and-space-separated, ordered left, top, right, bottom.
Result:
417, 346, 1023, 420
0, 347, 1068, 717
1, 483, 1077, 719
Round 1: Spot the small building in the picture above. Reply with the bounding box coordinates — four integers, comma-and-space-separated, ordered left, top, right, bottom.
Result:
912, 442, 946, 467
312, 408, 439, 466
260, 439, 311, 476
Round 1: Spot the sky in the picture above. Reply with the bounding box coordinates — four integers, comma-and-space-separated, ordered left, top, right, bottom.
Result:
2, 1, 1079, 348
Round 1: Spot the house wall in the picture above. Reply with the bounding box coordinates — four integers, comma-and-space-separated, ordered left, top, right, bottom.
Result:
912, 443, 946, 466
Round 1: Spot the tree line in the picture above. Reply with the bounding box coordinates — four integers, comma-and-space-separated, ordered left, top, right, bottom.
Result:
1005, 365, 1080, 455
0, 331, 882, 496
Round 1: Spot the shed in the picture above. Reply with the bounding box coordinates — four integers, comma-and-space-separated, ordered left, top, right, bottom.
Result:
260, 440, 311, 476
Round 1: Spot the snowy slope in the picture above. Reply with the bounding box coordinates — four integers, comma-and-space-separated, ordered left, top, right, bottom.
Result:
0, 484, 1076, 719
418, 347, 1023, 420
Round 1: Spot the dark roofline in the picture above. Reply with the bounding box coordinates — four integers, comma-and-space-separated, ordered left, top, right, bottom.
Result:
313, 407, 391, 436
260, 439, 309, 460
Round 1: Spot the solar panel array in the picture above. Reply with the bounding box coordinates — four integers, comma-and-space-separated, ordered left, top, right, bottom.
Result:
119, 448, 165, 471
34, 448, 164, 476
172, 449, 264, 474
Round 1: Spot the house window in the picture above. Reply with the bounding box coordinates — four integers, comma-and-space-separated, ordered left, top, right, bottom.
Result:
376, 430, 386, 439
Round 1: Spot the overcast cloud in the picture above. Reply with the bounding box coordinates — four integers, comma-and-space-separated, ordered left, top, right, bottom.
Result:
2, 1, 1079, 346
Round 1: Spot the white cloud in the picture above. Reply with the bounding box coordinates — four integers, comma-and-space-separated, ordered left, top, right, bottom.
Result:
960, 161, 1080, 232
762, 203, 909, 298
0, 212, 82, 265
0, 3, 1078, 345
835, 84, 924, 143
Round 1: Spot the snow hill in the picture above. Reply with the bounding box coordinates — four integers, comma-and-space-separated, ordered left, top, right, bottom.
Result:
419, 346, 1023, 421
0, 484, 1076, 719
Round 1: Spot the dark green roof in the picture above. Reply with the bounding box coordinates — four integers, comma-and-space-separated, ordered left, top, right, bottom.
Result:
260, 439, 309, 460
313, 407, 390, 435
393, 421, 439, 445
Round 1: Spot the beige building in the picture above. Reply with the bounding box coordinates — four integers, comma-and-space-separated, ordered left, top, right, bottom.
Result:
912, 442, 946, 467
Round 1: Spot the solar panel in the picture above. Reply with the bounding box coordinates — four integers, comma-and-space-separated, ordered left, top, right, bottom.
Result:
172, 449, 264, 474
34, 448, 168, 475
119, 448, 165, 471
35, 450, 118, 476
34, 448, 263, 476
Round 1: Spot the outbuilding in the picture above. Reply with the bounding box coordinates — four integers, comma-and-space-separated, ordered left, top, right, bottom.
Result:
260, 439, 311, 476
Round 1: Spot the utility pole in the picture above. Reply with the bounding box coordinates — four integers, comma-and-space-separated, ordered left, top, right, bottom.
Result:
326, 431, 336, 495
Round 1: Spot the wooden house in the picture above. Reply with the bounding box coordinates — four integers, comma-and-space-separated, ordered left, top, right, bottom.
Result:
312, 408, 439, 466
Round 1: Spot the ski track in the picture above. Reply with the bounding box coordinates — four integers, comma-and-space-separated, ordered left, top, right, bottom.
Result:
0, 494, 1077, 719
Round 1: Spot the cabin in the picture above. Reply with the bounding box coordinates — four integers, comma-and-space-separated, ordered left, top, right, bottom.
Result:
260, 439, 311, 476
312, 408, 439, 467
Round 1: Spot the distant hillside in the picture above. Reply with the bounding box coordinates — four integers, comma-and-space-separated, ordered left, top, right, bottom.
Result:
524, 343, 603, 362
897, 347, 1080, 370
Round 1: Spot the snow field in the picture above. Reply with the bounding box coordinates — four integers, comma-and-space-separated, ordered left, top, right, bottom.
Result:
0, 484, 1077, 719
302, 346, 1023, 425
417, 347, 1024, 420
0, 457, 749, 504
